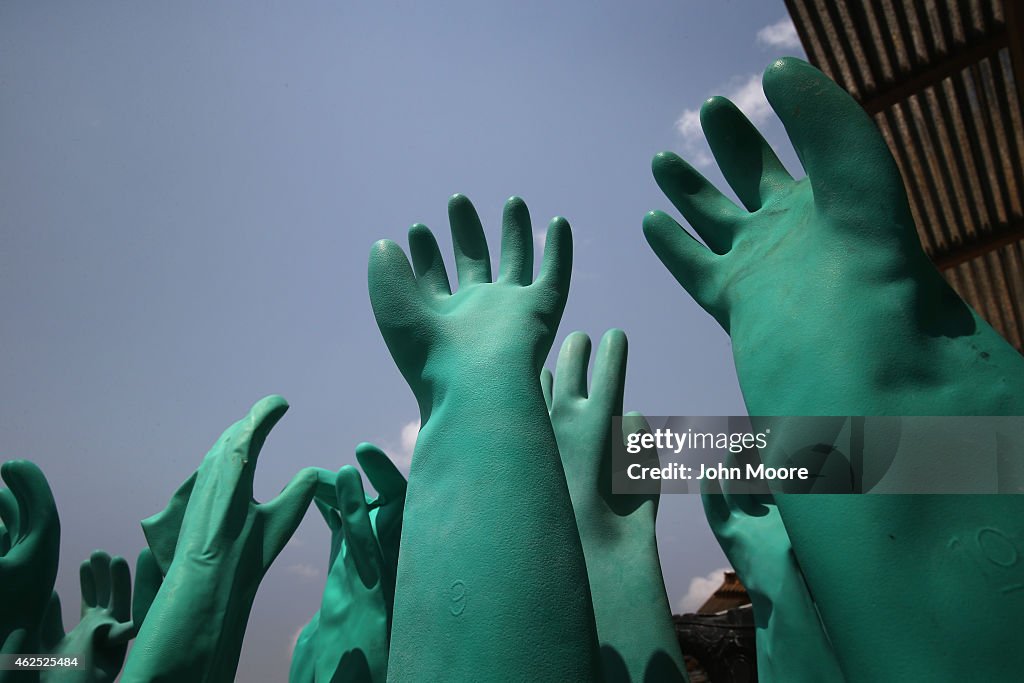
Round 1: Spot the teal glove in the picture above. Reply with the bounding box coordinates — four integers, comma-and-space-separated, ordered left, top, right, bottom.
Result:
702, 462, 843, 682
645, 56, 1024, 681
129, 549, 162, 639
290, 444, 406, 683
643, 57, 1023, 419
368, 195, 600, 681
38, 549, 159, 683
122, 395, 319, 683
0, 461, 60, 664
352, 443, 406, 633
0, 488, 14, 556
542, 330, 687, 683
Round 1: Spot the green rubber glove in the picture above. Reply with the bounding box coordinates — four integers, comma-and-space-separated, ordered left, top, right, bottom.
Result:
122, 395, 319, 683
353, 443, 406, 634
0, 484, 34, 683
0, 461, 60, 663
702, 459, 843, 683
541, 330, 687, 683
368, 195, 600, 681
643, 56, 1023, 418
129, 549, 162, 639
290, 444, 406, 683
37, 549, 154, 683
0, 489, 14, 556
644, 56, 1024, 681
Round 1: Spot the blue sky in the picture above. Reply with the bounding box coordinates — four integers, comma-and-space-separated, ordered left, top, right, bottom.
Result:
1, 2, 805, 679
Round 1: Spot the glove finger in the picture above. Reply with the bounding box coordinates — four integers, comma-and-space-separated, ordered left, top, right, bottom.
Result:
355, 443, 407, 502
408, 223, 452, 297
90, 550, 112, 608
590, 329, 628, 417
337, 466, 382, 588
448, 193, 492, 287
259, 467, 319, 568
132, 548, 162, 629
109, 554, 132, 622
498, 196, 534, 286
554, 331, 591, 403
701, 96, 794, 212
540, 368, 554, 413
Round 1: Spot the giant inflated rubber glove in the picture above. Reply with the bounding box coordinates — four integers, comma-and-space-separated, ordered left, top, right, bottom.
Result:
38, 548, 160, 683
121, 395, 319, 683
368, 194, 600, 681
644, 57, 1024, 681
0, 461, 60, 666
541, 330, 687, 683
702, 460, 843, 683
291, 445, 406, 683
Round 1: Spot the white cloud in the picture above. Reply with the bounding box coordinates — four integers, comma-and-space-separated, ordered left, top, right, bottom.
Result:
533, 230, 546, 252
374, 418, 420, 474
673, 107, 707, 166
674, 73, 771, 168
400, 419, 419, 465
284, 563, 320, 580
757, 17, 801, 50
383, 419, 419, 471
727, 73, 773, 124
676, 566, 732, 614
675, 109, 701, 140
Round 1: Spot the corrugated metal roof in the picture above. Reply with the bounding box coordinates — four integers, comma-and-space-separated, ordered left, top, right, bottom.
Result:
785, 0, 1024, 351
